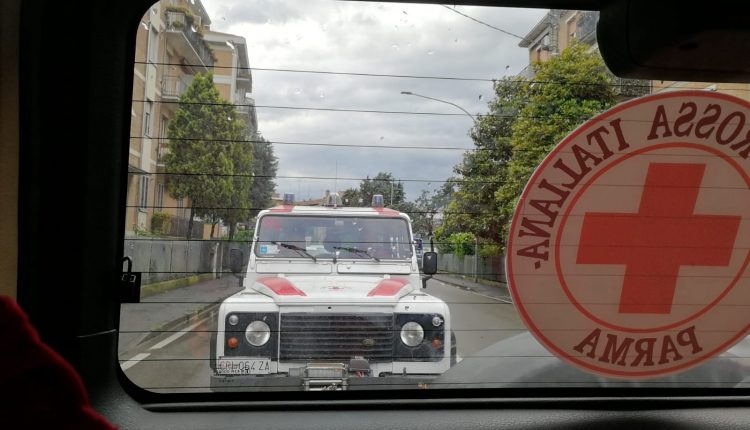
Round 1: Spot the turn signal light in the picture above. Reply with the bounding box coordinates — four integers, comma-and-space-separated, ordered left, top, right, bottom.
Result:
227, 337, 239, 349
431, 338, 443, 350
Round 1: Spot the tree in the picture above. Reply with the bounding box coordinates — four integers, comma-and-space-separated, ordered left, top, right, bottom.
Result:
441, 43, 616, 253
162, 72, 247, 239
342, 172, 404, 207
247, 133, 278, 222
408, 184, 455, 238
217, 128, 254, 241
439, 77, 528, 247
496, 43, 616, 244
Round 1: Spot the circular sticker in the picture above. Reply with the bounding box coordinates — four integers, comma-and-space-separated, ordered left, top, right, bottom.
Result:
507, 90, 750, 379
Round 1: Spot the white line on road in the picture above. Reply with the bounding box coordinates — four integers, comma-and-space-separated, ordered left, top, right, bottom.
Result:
434, 280, 513, 303
150, 321, 203, 350
120, 352, 150, 371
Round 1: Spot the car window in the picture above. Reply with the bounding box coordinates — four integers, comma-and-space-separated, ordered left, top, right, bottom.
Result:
119, 0, 750, 394
255, 215, 412, 259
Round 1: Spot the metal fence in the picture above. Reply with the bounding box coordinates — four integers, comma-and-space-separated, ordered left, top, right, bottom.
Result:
437, 253, 506, 284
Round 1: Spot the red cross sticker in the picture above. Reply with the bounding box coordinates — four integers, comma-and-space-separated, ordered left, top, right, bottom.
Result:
507, 91, 750, 379
577, 163, 740, 314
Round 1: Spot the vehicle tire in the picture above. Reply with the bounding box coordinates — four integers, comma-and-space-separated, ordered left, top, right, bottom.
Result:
450, 331, 457, 367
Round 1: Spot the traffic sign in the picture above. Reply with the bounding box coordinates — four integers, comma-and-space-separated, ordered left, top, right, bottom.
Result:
507, 91, 750, 378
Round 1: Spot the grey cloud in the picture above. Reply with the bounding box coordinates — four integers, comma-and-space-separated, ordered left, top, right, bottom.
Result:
202, 0, 545, 200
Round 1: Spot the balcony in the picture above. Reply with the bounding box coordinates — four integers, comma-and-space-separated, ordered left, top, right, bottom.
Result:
613, 77, 651, 99
235, 95, 258, 132
235, 95, 255, 115
165, 11, 214, 70
576, 11, 599, 45
517, 64, 536, 80
161, 75, 192, 100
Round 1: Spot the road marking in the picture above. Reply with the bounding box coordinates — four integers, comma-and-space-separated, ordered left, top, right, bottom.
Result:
120, 352, 150, 371
456, 355, 463, 364
434, 280, 513, 303
150, 321, 202, 350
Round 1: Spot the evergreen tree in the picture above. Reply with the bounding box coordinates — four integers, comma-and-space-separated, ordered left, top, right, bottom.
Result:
162, 72, 247, 239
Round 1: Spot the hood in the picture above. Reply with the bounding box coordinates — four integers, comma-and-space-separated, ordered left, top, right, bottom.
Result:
250, 275, 416, 304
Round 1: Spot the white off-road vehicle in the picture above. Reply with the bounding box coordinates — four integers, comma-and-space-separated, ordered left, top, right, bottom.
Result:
210, 194, 453, 391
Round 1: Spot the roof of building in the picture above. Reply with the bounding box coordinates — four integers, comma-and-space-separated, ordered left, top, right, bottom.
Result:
518, 10, 558, 48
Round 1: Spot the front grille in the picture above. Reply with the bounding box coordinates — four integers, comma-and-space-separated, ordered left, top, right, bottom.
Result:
279, 313, 394, 362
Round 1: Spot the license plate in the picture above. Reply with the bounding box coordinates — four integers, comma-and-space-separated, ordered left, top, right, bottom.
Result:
216, 358, 272, 375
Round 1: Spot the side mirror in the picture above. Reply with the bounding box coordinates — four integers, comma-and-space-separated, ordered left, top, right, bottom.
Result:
229, 248, 245, 274
422, 251, 437, 275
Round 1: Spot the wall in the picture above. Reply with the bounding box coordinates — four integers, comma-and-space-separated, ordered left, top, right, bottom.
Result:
123, 238, 252, 285
437, 254, 506, 284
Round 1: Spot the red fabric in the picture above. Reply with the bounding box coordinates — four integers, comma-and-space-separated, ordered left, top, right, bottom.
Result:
0, 296, 117, 430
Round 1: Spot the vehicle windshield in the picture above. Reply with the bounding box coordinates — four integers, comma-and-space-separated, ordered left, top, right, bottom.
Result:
118, 0, 750, 395
255, 215, 412, 260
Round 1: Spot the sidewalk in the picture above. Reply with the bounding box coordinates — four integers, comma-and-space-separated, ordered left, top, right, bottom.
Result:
118, 275, 243, 355
431, 273, 512, 302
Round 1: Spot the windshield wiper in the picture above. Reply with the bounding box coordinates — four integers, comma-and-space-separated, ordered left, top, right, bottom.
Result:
333, 246, 380, 262
271, 241, 317, 262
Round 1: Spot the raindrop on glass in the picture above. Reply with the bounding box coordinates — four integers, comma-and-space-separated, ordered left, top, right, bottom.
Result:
392, 44, 400, 51
293, 88, 301, 95
454, 38, 458, 43
478, 95, 483, 101
427, 50, 434, 55
380, 136, 385, 140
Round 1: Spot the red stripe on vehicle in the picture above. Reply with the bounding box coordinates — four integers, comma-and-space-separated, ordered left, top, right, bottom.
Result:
373, 207, 399, 216
269, 205, 293, 213
256, 277, 306, 296
367, 278, 410, 296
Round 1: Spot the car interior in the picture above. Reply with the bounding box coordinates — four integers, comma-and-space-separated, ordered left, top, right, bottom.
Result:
5, 0, 750, 428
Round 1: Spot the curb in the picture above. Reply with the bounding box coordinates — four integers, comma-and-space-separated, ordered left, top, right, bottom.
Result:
140, 273, 215, 299
433, 274, 512, 301
137, 297, 226, 346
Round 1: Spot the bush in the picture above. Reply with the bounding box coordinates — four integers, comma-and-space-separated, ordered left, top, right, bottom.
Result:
478, 243, 504, 258
222, 227, 254, 242
447, 232, 475, 257
151, 212, 172, 236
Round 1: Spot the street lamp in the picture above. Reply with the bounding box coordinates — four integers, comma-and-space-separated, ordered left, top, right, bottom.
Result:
400, 91, 476, 123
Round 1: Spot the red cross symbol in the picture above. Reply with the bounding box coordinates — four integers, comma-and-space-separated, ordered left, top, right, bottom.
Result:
576, 163, 741, 314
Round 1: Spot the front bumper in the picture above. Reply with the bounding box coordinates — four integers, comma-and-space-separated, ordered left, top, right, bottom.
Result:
210, 373, 439, 392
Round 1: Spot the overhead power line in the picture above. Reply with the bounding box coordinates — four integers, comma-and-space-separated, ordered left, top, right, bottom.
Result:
440, 5, 525, 40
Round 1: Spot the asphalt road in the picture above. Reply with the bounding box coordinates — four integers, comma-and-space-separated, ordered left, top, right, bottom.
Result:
119, 278, 524, 393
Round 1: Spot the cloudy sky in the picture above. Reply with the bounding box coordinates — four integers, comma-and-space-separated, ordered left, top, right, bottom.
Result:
201, 0, 546, 201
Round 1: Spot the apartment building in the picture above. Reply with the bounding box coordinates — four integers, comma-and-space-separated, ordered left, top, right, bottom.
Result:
127, 0, 257, 238
517, 10, 650, 100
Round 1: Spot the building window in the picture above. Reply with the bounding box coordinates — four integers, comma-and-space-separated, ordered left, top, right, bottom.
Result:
156, 183, 165, 209
176, 198, 185, 218
143, 101, 152, 137
139, 176, 150, 210
147, 26, 159, 64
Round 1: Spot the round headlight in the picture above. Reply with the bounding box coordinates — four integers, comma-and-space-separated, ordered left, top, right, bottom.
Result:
400, 322, 424, 347
228, 314, 239, 326
245, 320, 271, 346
